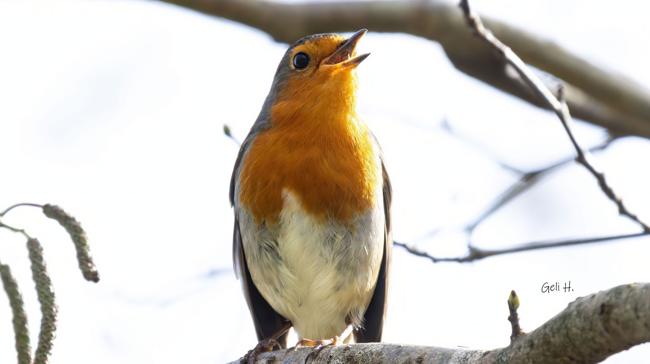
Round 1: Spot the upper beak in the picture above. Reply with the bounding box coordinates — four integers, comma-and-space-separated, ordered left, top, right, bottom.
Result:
322, 29, 370, 68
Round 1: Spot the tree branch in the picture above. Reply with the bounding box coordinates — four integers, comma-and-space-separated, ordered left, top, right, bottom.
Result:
158, 0, 650, 138
231, 283, 650, 363
459, 0, 650, 233
394, 231, 650, 263
390, 0, 650, 264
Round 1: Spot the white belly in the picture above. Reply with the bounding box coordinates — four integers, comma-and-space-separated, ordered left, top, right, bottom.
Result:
242, 190, 384, 340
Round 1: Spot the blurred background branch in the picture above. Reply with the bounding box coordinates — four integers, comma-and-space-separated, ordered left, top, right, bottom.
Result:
459, 0, 649, 231
395, 231, 650, 263
160, 0, 650, 138
385, 0, 650, 264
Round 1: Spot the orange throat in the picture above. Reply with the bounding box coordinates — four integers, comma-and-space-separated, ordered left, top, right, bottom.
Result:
239, 71, 378, 224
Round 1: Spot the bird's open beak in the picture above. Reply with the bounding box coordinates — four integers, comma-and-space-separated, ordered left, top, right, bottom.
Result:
322, 29, 370, 69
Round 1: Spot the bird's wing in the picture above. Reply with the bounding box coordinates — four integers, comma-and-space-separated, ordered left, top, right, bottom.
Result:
230, 122, 289, 346
355, 156, 392, 343
230, 117, 269, 277
232, 217, 289, 345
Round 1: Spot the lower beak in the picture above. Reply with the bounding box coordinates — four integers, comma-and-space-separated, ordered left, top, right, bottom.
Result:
322, 29, 370, 69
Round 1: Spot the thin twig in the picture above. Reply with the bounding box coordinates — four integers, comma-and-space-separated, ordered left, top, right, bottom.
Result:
0, 202, 44, 217
459, 0, 650, 232
463, 137, 616, 233
394, 231, 650, 263
440, 119, 526, 175
0, 221, 33, 240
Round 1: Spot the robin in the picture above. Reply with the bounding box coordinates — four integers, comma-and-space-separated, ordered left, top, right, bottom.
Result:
230, 29, 391, 353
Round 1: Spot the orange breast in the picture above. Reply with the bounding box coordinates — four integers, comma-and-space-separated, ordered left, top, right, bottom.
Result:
238, 104, 378, 225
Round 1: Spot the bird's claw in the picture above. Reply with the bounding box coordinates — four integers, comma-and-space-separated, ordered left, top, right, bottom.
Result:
242, 338, 281, 364
294, 337, 339, 363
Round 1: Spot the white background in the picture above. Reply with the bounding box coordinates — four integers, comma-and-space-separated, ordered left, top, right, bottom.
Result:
0, 0, 649, 363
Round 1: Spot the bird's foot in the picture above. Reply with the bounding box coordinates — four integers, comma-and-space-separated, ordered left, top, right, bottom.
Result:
294, 337, 341, 363
242, 338, 281, 364
293, 326, 354, 362
295, 323, 353, 349
295, 337, 336, 348
241, 321, 291, 364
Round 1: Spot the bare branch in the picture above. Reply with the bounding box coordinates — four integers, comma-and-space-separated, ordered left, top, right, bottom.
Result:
158, 0, 650, 139
459, 0, 650, 232
231, 283, 650, 363
394, 231, 650, 263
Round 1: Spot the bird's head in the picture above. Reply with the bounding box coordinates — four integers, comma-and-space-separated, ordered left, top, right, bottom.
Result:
263, 29, 370, 126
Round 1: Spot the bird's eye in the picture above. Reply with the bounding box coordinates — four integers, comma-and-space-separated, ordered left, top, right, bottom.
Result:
292, 52, 310, 70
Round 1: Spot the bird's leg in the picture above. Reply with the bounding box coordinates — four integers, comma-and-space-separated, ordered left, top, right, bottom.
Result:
243, 321, 292, 364
338, 324, 354, 344
295, 324, 354, 348
299, 325, 354, 363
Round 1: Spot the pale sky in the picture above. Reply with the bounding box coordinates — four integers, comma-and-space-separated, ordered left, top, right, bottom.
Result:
0, 1, 649, 363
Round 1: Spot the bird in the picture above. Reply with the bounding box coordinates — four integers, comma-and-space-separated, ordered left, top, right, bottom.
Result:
230, 29, 391, 353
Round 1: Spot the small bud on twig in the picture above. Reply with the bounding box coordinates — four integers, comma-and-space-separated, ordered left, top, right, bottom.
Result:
508, 290, 520, 310
27, 238, 58, 364
223, 123, 241, 145
507, 290, 524, 342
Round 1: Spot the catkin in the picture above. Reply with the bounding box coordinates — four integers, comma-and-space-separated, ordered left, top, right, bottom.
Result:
0, 262, 32, 364
27, 238, 58, 364
42, 204, 99, 282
